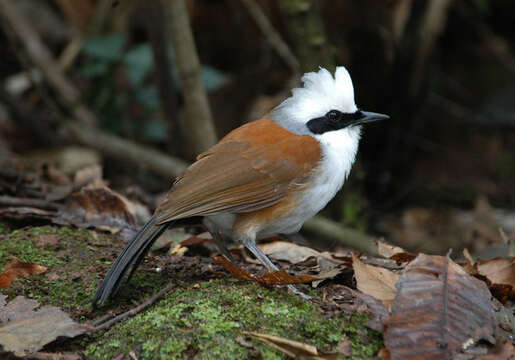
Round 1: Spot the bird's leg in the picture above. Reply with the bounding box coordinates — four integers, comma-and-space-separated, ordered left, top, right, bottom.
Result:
211, 230, 236, 263
243, 239, 311, 300
203, 218, 236, 262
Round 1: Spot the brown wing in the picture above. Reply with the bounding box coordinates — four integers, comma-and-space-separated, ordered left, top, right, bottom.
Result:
154, 118, 321, 224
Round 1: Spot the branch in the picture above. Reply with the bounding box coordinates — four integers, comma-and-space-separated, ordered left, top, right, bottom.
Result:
303, 216, 378, 255
239, 0, 300, 74
0, 0, 96, 126
144, 1, 179, 140
62, 121, 188, 179
161, 0, 217, 157
277, 0, 335, 72
0, 195, 62, 211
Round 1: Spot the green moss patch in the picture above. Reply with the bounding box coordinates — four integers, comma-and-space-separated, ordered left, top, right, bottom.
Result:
0, 224, 382, 358
86, 279, 382, 359
0, 225, 167, 321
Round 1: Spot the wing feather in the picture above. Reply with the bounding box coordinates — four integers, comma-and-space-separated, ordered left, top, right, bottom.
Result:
155, 119, 321, 224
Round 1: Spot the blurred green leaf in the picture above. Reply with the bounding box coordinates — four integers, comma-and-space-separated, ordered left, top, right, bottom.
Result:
144, 119, 168, 142
124, 43, 153, 86
201, 66, 229, 91
167, 47, 228, 92
83, 33, 127, 61
135, 86, 159, 111
80, 61, 110, 77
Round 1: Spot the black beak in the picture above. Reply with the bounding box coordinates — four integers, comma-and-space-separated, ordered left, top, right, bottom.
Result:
352, 111, 389, 126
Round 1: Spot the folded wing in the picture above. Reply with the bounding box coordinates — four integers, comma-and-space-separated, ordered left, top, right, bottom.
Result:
155, 119, 321, 224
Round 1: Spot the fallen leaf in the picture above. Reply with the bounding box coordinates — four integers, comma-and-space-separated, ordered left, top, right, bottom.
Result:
352, 253, 400, 309
0, 295, 89, 356
478, 258, 515, 288
212, 255, 317, 285
376, 240, 416, 263
385, 254, 497, 360
376, 240, 407, 258
258, 241, 324, 264
57, 185, 136, 232
0, 258, 47, 288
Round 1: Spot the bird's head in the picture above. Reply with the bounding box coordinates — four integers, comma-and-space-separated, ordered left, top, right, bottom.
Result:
271, 66, 389, 142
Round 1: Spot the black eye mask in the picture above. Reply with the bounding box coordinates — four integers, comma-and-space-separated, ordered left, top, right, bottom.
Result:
306, 109, 364, 134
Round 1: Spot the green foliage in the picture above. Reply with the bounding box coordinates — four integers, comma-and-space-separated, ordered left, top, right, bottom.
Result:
79, 33, 228, 142
86, 280, 383, 359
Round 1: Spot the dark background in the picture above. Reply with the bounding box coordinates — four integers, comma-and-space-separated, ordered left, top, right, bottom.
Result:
0, 0, 513, 256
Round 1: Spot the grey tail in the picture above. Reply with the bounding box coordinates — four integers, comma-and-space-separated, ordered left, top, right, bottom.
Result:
92, 215, 169, 307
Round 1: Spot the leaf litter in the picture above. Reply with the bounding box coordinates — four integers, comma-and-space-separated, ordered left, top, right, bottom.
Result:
0, 258, 47, 288
0, 295, 90, 357
1, 164, 513, 359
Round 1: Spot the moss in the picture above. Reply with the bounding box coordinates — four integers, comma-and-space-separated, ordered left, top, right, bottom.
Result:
0, 225, 167, 320
86, 279, 382, 359
0, 224, 383, 358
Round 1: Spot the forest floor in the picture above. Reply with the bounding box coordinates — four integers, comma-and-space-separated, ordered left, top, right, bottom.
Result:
0, 222, 382, 359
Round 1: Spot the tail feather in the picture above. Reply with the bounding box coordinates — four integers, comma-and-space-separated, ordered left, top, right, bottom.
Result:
92, 216, 169, 307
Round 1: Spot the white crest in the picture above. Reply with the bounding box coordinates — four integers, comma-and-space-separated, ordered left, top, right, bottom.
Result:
271, 66, 358, 135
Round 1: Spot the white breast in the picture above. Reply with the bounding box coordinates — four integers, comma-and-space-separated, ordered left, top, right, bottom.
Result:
256, 126, 361, 238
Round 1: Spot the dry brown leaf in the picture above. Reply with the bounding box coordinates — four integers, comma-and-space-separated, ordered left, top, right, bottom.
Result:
56, 185, 136, 233
478, 258, 515, 287
376, 240, 407, 258
212, 255, 317, 285
0, 258, 47, 288
352, 253, 400, 309
0, 295, 89, 356
385, 254, 497, 360
376, 240, 416, 263
258, 241, 324, 264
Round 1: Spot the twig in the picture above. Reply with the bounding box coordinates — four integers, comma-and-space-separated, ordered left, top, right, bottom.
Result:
303, 216, 378, 255
0, 0, 96, 126
92, 283, 175, 332
62, 121, 189, 178
0, 80, 189, 179
239, 0, 300, 74
90, 312, 115, 327
161, 0, 218, 157
0, 195, 62, 211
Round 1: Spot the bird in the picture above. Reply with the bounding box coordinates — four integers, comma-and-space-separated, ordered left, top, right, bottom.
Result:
92, 66, 389, 307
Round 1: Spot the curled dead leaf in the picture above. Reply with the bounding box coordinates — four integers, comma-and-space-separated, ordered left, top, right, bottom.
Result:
478, 258, 515, 301
352, 253, 400, 310
0, 258, 47, 288
212, 255, 317, 285
376, 240, 416, 263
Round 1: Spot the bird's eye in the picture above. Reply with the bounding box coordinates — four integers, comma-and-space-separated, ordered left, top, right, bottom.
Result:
327, 110, 339, 121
